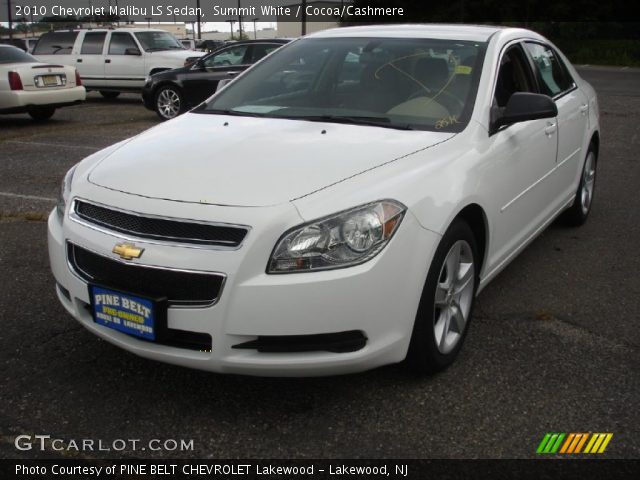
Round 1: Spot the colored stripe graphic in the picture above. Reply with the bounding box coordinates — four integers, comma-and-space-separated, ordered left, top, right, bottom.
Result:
585, 433, 614, 454
538, 433, 613, 454
536, 433, 565, 454
573, 433, 589, 453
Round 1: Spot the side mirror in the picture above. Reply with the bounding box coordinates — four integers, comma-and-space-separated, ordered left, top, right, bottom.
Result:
490, 92, 557, 134
124, 47, 141, 56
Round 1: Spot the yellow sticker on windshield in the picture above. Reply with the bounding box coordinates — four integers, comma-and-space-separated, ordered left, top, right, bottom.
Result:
455, 65, 472, 75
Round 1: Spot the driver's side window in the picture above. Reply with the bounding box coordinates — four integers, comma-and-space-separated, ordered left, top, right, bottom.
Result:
493, 46, 535, 108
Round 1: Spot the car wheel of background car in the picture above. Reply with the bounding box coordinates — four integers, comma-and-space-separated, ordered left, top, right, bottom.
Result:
406, 219, 478, 373
100, 91, 121, 99
27, 106, 55, 121
155, 85, 184, 120
563, 144, 597, 226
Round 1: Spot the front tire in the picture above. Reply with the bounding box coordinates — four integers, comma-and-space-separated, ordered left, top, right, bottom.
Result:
563, 145, 597, 226
28, 106, 55, 121
154, 85, 184, 121
406, 219, 479, 373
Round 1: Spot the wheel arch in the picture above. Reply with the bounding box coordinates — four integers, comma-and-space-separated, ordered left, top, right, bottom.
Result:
148, 67, 170, 76
451, 203, 489, 276
590, 130, 600, 156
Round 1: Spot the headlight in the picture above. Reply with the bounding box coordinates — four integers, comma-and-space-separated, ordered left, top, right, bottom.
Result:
56, 165, 77, 218
268, 200, 406, 273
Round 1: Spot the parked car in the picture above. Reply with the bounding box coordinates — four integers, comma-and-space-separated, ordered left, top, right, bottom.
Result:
33, 29, 205, 98
142, 39, 289, 120
197, 39, 229, 52
0, 44, 85, 120
0, 38, 28, 51
49, 25, 599, 376
3, 37, 41, 53
179, 39, 199, 50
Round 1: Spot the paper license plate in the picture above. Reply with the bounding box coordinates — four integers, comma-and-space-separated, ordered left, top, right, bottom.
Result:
90, 286, 157, 341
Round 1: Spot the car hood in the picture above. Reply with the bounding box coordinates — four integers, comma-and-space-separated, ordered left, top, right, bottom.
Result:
87, 112, 454, 207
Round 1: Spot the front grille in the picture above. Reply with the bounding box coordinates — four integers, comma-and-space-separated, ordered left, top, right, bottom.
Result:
74, 200, 248, 247
68, 243, 224, 306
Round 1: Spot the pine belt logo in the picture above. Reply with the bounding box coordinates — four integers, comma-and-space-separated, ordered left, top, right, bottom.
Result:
536, 433, 613, 455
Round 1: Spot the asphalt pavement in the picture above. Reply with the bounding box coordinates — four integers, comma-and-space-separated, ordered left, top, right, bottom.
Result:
0, 67, 638, 460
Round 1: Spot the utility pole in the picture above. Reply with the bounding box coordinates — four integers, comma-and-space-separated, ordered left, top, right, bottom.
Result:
196, 0, 201, 39
8, 0, 13, 40
252, 18, 258, 39
301, 0, 306, 36
237, 0, 243, 39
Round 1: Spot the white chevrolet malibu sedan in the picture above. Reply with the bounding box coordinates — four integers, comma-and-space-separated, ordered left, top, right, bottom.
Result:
48, 25, 599, 376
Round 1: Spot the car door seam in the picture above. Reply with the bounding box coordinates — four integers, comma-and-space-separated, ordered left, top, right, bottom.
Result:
500, 147, 580, 212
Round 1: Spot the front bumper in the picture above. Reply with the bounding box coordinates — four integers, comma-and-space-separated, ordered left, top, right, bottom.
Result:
141, 82, 155, 111
48, 194, 440, 376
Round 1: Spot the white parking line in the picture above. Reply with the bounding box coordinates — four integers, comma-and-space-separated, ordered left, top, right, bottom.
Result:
4, 140, 100, 151
0, 191, 56, 202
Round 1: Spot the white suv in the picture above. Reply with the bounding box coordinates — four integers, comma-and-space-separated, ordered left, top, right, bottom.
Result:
33, 29, 204, 98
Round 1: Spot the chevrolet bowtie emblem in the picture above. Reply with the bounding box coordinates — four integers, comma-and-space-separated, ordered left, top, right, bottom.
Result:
113, 243, 144, 260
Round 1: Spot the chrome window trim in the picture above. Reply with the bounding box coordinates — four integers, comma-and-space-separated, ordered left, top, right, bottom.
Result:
69, 198, 250, 251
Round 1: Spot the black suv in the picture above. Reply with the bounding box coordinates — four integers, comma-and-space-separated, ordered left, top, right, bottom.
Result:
142, 39, 289, 120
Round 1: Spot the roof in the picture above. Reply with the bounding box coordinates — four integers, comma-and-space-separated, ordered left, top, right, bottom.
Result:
308, 24, 505, 42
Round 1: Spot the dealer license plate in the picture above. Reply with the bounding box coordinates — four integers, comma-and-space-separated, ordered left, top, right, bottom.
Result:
90, 286, 157, 341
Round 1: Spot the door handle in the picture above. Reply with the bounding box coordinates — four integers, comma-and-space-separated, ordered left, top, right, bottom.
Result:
544, 122, 557, 136
77, 58, 83, 63
226, 71, 238, 76
579, 104, 588, 115
105, 59, 111, 64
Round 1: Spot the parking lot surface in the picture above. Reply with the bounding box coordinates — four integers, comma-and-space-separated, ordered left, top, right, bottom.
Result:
1, 69, 639, 459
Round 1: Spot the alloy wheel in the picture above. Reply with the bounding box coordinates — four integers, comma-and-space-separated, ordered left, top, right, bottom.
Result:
157, 88, 181, 119
581, 151, 596, 215
433, 240, 475, 354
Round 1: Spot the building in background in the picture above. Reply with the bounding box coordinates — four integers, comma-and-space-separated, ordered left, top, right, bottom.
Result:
277, 1, 346, 38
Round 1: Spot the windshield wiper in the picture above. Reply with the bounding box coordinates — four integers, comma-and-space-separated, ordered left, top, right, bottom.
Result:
288, 115, 414, 130
197, 108, 267, 118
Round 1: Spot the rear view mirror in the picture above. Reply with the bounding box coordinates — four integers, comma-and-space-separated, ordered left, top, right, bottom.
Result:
125, 47, 141, 56
491, 92, 557, 134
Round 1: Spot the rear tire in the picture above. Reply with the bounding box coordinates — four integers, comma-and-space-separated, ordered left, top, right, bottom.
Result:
154, 85, 184, 121
28, 106, 55, 121
406, 219, 479, 373
563, 145, 597, 226
100, 91, 120, 99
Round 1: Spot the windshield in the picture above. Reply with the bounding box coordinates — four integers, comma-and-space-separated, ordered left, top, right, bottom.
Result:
199, 37, 486, 132
0, 46, 38, 64
134, 32, 184, 51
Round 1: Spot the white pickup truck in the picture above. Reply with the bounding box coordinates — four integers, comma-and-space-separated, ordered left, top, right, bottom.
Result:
33, 28, 205, 98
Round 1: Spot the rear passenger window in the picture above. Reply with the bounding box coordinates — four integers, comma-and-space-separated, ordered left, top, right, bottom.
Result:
108, 33, 138, 55
81, 32, 106, 55
250, 44, 280, 63
32, 32, 78, 55
524, 42, 575, 97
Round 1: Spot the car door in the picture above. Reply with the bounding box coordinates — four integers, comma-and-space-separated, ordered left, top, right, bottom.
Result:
104, 32, 146, 89
523, 41, 589, 202
181, 43, 251, 105
76, 31, 107, 87
483, 42, 559, 270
